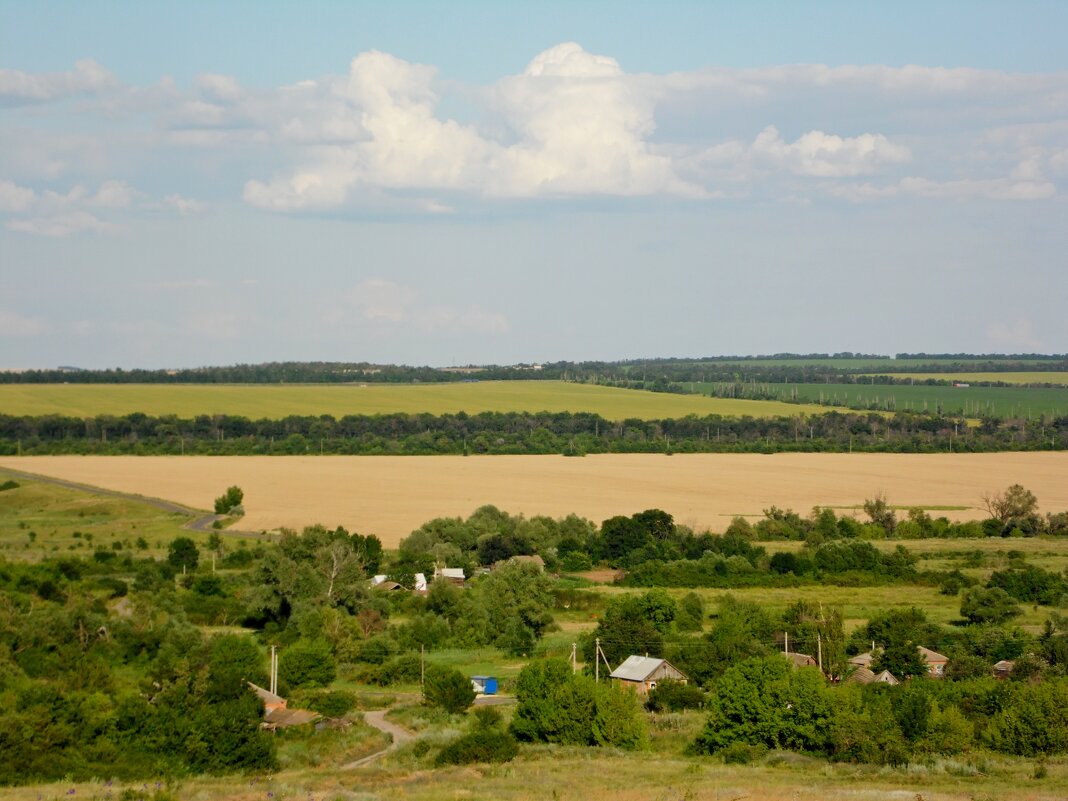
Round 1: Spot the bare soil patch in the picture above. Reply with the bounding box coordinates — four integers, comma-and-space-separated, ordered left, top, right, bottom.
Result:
1, 453, 1066, 546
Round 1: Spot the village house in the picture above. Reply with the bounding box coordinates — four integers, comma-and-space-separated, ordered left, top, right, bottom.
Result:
845, 666, 900, 685
434, 566, 466, 586
609, 655, 688, 695
848, 646, 949, 678
247, 682, 319, 730
918, 646, 949, 677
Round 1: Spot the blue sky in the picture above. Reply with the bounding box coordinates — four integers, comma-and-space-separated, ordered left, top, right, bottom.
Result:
1, 1, 1066, 368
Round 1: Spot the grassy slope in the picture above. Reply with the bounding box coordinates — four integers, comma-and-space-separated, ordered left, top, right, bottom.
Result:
2, 476, 1068, 798
0, 471, 208, 562
0, 380, 828, 420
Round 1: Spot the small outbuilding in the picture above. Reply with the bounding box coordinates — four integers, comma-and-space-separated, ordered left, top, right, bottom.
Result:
785, 652, 817, 669
247, 682, 320, 730
435, 567, 466, 586
993, 659, 1015, 679
609, 656, 688, 695
471, 675, 498, 695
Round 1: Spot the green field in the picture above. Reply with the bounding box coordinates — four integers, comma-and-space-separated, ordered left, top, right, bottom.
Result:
0, 470, 212, 562
630, 357, 1061, 369
864, 371, 1068, 386
692, 381, 1068, 418
0, 380, 830, 420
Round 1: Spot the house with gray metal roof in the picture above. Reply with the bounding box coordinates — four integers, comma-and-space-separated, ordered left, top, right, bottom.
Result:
609, 656, 688, 695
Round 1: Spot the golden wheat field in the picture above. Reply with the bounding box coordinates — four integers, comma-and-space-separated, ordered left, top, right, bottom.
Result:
2, 453, 1067, 546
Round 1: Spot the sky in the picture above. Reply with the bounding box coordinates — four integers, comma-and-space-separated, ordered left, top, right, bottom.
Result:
1, 1, 1066, 369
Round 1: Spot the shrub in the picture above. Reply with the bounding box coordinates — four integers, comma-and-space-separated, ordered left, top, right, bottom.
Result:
372, 653, 422, 685
511, 658, 647, 749
720, 741, 766, 764
435, 729, 519, 766
279, 639, 336, 689
423, 666, 476, 714
561, 551, 593, 572
302, 690, 357, 718
645, 679, 705, 712
167, 537, 199, 571
214, 485, 244, 515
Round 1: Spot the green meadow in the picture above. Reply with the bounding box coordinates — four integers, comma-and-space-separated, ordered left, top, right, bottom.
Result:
693, 381, 1068, 418
865, 371, 1068, 386
0, 380, 828, 420
0, 470, 211, 562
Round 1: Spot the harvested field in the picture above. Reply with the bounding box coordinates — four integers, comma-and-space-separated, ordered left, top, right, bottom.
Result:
2, 453, 1066, 546
0, 380, 826, 420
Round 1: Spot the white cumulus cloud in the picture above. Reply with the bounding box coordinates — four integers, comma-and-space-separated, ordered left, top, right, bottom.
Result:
244, 43, 702, 209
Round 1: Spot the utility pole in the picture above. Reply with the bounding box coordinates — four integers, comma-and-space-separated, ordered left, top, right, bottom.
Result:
270, 645, 277, 695
595, 638, 600, 682
784, 631, 789, 654
817, 633, 823, 672
571, 642, 577, 674
420, 644, 425, 689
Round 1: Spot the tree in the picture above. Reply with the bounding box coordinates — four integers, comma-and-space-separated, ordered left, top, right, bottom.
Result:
960, 586, 1022, 625
982, 484, 1042, 534
423, 665, 476, 713
510, 658, 646, 749
862, 493, 896, 535
278, 639, 336, 689
694, 656, 835, 754
167, 537, 199, 571
214, 485, 244, 515
583, 591, 676, 668
873, 641, 927, 679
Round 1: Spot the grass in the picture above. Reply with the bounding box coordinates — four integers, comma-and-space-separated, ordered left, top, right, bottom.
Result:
0, 380, 832, 421
0, 470, 211, 562
864, 371, 1068, 386
1, 744, 1065, 801
640, 357, 1062, 369
692, 380, 1068, 418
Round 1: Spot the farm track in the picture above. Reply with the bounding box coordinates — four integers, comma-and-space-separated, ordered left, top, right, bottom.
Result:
0, 466, 270, 540
340, 710, 414, 769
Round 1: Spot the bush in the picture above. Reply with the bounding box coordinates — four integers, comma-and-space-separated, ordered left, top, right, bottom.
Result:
435, 729, 519, 766
561, 551, 593, 572
423, 666, 476, 714
720, 741, 766, 764
371, 653, 422, 685
301, 690, 357, 718
167, 537, 199, 571
278, 639, 336, 689
214, 485, 244, 515
645, 679, 704, 712
511, 658, 647, 749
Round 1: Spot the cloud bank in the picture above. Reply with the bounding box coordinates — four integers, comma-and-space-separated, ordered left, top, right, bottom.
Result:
1, 42, 1065, 230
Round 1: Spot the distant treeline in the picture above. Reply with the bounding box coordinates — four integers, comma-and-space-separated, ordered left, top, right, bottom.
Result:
0, 361, 556, 384
1, 410, 1064, 455
4, 354, 1067, 386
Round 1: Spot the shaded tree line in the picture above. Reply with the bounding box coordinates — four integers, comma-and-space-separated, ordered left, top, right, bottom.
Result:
2, 409, 1065, 455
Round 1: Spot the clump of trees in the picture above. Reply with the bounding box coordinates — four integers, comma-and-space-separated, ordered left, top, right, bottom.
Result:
510, 658, 647, 749
214, 485, 244, 515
